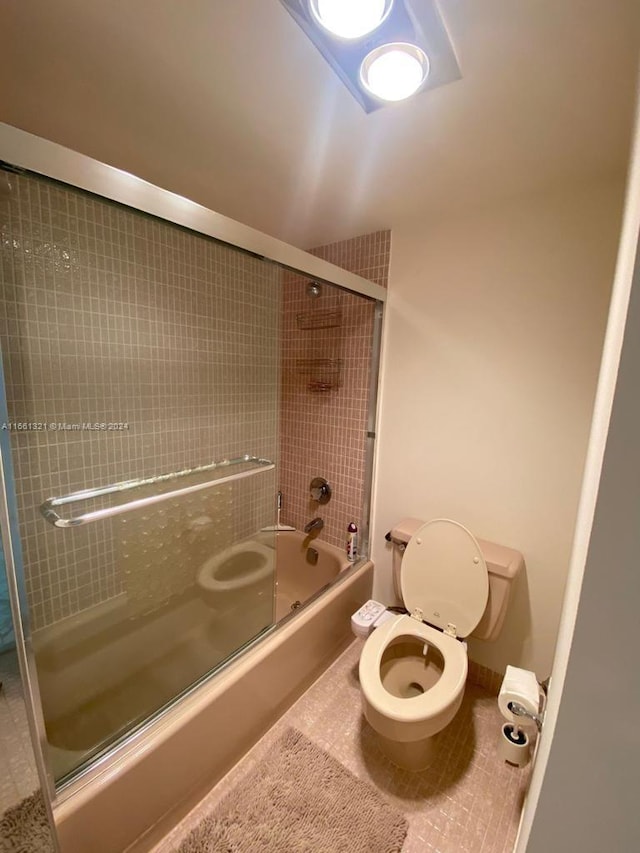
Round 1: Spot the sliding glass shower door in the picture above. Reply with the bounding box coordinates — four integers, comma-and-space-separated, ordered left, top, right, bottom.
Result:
0, 167, 280, 783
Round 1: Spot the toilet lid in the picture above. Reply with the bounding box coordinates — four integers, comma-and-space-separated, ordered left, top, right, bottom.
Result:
401, 518, 488, 638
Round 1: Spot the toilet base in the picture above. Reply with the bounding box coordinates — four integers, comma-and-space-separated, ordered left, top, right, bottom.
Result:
373, 730, 439, 772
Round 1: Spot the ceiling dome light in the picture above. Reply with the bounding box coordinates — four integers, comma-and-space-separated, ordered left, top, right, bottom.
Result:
309, 0, 393, 41
360, 42, 430, 102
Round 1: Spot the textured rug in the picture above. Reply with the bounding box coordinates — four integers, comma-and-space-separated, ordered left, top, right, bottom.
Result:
0, 792, 55, 853
177, 728, 408, 853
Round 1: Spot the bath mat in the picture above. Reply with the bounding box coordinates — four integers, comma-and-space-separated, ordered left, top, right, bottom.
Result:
177, 728, 408, 853
0, 792, 55, 853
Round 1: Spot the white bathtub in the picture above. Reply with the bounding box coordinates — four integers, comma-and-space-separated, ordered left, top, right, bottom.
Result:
51, 532, 373, 853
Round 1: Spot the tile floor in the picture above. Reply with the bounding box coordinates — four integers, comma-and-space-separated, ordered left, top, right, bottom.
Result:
0, 649, 40, 814
153, 641, 531, 853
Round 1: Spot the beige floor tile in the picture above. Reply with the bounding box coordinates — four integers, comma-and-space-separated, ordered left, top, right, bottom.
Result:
0, 649, 39, 814
153, 641, 531, 853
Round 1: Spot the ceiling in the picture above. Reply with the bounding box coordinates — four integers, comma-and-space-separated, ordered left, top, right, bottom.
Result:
1, 0, 639, 248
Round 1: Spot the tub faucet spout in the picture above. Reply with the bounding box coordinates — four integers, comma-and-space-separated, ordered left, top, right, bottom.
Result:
304, 517, 324, 534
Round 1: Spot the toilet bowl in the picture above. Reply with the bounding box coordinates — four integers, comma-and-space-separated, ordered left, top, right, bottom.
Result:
358, 518, 523, 771
197, 540, 274, 606
359, 613, 469, 770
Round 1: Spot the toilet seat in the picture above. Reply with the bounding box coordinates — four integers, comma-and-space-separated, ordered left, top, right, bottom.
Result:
401, 518, 488, 638
359, 613, 467, 723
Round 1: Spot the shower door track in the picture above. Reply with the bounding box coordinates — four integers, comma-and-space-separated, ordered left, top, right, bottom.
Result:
0, 124, 388, 304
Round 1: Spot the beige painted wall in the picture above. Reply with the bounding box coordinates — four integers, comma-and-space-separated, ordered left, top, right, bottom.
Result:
371, 179, 625, 678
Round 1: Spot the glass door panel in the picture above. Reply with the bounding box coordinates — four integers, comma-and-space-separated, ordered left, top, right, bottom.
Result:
0, 168, 280, 782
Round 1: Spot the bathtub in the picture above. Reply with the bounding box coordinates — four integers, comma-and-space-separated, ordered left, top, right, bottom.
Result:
196, 531, 350, 621
47, 532, 372, 853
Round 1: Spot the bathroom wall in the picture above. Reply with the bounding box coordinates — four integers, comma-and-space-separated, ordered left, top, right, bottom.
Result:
279, 231, 389, 550
372, 178, 625, 678
0, 173, 280, 629
524, 135, 640, 853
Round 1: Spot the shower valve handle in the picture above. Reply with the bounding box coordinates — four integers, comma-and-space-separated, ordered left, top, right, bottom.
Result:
310, 477, 331, 504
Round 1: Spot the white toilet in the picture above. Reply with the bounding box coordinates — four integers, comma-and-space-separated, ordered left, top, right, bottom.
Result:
358, 517, 524, 771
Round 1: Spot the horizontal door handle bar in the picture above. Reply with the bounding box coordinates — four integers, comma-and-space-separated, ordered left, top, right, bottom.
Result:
40, 454, 275, 528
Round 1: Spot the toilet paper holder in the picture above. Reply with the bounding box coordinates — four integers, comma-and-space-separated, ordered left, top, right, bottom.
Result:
497, 674, 547, 766
512, 675, 548, 731
508, 700, 544, 732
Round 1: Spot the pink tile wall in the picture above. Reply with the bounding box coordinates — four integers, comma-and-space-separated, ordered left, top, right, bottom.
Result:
279, 231, 390, 553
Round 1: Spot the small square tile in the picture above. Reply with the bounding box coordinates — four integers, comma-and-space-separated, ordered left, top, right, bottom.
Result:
152, 641, 529, 853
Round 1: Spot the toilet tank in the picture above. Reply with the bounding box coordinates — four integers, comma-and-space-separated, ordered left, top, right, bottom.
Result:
389, 518, 524, 641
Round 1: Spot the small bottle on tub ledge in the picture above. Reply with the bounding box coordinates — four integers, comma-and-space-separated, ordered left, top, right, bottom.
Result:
347, 522, 358, 562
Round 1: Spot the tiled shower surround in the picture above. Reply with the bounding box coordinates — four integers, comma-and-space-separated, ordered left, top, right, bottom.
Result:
279, 231, 390, 549
0, 167, 387, 634
0, 174, 279, 629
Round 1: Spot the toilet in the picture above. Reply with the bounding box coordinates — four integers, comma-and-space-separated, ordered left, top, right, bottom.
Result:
358, 517, 524, 771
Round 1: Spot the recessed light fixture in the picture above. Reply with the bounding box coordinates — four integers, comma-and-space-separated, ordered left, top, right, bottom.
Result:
308, 0, 393, 40
360, 42, 430, 102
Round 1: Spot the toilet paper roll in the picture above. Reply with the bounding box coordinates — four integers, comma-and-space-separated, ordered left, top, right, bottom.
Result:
497, 723, 530, 767
498, 665, 541, 723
